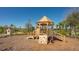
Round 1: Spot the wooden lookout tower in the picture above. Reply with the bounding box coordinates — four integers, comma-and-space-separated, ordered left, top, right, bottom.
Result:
36, 16, 53, 35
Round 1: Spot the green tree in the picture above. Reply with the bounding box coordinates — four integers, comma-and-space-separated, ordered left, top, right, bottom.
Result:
66, 12, 79, 36
0, 26, 4, 34
10, 24, 16, 33
25, 19, 34, 34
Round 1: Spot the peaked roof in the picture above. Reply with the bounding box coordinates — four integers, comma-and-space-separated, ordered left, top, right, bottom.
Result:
38, 16, 52, 22
37, 16, 53, 25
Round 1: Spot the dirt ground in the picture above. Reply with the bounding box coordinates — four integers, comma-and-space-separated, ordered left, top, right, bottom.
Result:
0, 35, 79, 51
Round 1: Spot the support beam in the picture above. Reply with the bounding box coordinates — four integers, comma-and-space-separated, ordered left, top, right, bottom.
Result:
47, 23, 48, 35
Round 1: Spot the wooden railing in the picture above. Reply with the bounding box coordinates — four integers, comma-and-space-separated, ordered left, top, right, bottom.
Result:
53, 31, 66, 41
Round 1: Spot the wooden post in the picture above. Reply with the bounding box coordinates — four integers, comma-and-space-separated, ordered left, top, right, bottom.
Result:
47, 23, 48, 35
38, 23, 41, 34
63, 36, 65, 42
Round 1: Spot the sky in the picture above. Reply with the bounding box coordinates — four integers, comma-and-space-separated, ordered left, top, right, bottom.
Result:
0, 7, 76, 28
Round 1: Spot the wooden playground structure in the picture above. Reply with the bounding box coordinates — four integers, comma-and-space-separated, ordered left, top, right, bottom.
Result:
33, 16, 53, 38
27, 16, 66, 44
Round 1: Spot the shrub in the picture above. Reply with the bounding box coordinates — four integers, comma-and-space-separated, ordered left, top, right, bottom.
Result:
0, 26, 4, 34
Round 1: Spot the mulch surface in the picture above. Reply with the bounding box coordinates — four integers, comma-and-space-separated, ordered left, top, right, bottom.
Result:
0, 35, 79, 51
